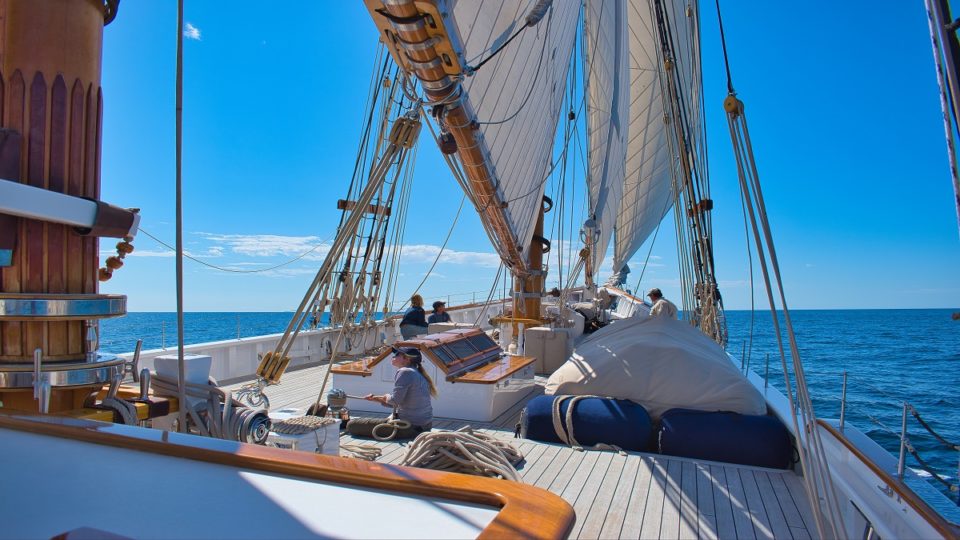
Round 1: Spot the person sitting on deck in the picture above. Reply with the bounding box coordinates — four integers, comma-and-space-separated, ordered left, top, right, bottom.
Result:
647, 288, 679, 319
428, 300, 451, 324
398, 294, 428, 339
347, 346, 437, 440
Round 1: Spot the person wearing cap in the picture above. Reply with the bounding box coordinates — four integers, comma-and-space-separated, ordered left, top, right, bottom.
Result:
647, 288, 678, 319
348, 346, 437, 439
428, 300, 451, 324
398, 294, 428, 339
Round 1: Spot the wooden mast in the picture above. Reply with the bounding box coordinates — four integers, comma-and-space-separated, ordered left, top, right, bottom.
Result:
0, 0, 116, 412
365, 0, 529, 277
366, 0, 557, 334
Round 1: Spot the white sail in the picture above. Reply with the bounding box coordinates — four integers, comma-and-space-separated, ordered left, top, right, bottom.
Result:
614, 0, 698, 272
450, 1, 580, 258
583, 0, 630, 275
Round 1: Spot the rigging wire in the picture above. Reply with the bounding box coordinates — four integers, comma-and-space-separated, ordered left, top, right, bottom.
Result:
474, 10, 553, 126
630, 194, 674, 295
396, 193, 468, 311
137, 228, 336, 274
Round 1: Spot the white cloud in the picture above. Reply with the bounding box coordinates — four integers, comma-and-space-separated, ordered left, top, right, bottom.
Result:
183, 23, 201, 41
197, 233, 329, 259
399, 244, 501, 267
123, 249, 174, 258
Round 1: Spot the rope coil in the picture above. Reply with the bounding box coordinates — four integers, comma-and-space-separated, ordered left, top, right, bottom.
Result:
152, 373, 271, 444
401, 427, 524, 481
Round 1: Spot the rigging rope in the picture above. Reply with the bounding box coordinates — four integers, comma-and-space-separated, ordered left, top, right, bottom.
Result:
400, 427, 524, 481
474, 7, 552, 126
137, 228, 335, 274
726, 97, 845, 538
714, 0, 842, 533
909, 404, 960, 450
395, 194, 467, 311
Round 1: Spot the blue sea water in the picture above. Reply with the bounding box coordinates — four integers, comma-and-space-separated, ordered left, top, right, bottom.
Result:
100, 308, 960, 503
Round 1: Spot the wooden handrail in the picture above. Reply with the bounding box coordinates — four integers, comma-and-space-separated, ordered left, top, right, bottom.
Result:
0, 413, 574, 539
817, 420, 960, 539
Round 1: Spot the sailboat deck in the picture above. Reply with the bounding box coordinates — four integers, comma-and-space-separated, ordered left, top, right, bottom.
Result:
225, 363, 817, 539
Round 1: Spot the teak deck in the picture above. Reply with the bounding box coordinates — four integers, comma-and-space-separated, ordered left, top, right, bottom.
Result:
226, 363, 817, 540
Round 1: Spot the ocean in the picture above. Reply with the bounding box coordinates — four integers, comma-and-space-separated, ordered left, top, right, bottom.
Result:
100, 308, 960, 504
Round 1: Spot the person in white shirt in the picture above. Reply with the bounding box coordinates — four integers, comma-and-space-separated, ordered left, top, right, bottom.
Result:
647, 288, 678, 319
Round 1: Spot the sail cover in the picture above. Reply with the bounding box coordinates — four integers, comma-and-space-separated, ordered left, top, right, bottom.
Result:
450, 1, 579, 259
613, 0, 698, 272
584, 0, 630, 275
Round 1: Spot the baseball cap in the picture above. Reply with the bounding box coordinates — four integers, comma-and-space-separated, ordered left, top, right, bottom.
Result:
391, 346, 423, 363
432, 301, 446, 310
647, 288, 662, 298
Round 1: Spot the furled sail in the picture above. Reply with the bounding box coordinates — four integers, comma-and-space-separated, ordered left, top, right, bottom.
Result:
450, 1, 579, 259
583, 0, 630, 277
614, 0, 698, 273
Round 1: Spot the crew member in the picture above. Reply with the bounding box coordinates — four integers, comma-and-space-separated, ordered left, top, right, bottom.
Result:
647, 288, 679, 319
428, 300, 451, 324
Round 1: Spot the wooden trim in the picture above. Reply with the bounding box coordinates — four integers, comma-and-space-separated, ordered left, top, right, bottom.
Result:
0, 413, 574, 539
453, 355, 536, 385
603, 286, 647, 306
336, 199, 391, 217
329, 359, 373, 377
817, 420, 960, 539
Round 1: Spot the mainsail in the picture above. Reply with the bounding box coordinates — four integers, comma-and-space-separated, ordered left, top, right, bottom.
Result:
449, 1, 579, 261
613, 0, 698, 273
583, 0, 630, 278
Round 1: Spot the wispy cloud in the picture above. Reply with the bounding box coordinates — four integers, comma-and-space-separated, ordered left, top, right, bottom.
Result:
399, 244, 501, 267
183, 22, 201, 41
115, 249, 174, 258
197, 233, 329, 259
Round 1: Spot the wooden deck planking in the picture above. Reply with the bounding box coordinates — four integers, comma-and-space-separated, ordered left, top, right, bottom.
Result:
617, 455, 655, 538
597, 453, 643, 539
660, 458, 683, 539
739, 469, 776, 540
557, 450, 603, 511
578, 451, 629, 539
227, 367, 815, 539
679, 461, 699, 539
782, 470, 820, 538
767, 473, 806, 532
517, 443, 561, 485
640, 456, 669, 539
753, 470, 796, 539
567, 451, 615, 539
708, 464, 741, 540
695, 463, 719, 540
720, 464, 758, 540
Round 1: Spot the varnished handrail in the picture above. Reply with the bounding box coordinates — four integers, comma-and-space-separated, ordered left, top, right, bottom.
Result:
0, 413, 574, 539
817, 419, 960, 539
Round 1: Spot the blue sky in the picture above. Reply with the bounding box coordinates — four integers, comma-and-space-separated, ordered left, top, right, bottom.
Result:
99, 2, 960, 312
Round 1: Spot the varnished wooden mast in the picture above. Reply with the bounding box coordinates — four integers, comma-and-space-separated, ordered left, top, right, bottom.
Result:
366, 0, 529, 276
0, 0, 112, 412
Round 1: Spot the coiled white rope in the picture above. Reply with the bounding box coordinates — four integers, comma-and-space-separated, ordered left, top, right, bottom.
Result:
401, 427, 523, 481
340, 443, 383, 461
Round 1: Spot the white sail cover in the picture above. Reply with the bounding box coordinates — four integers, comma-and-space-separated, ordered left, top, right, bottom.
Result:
614, 0, 698, 272
583, 0, 629, 273
450, 1, 579, 258
544, 316, 766, 419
